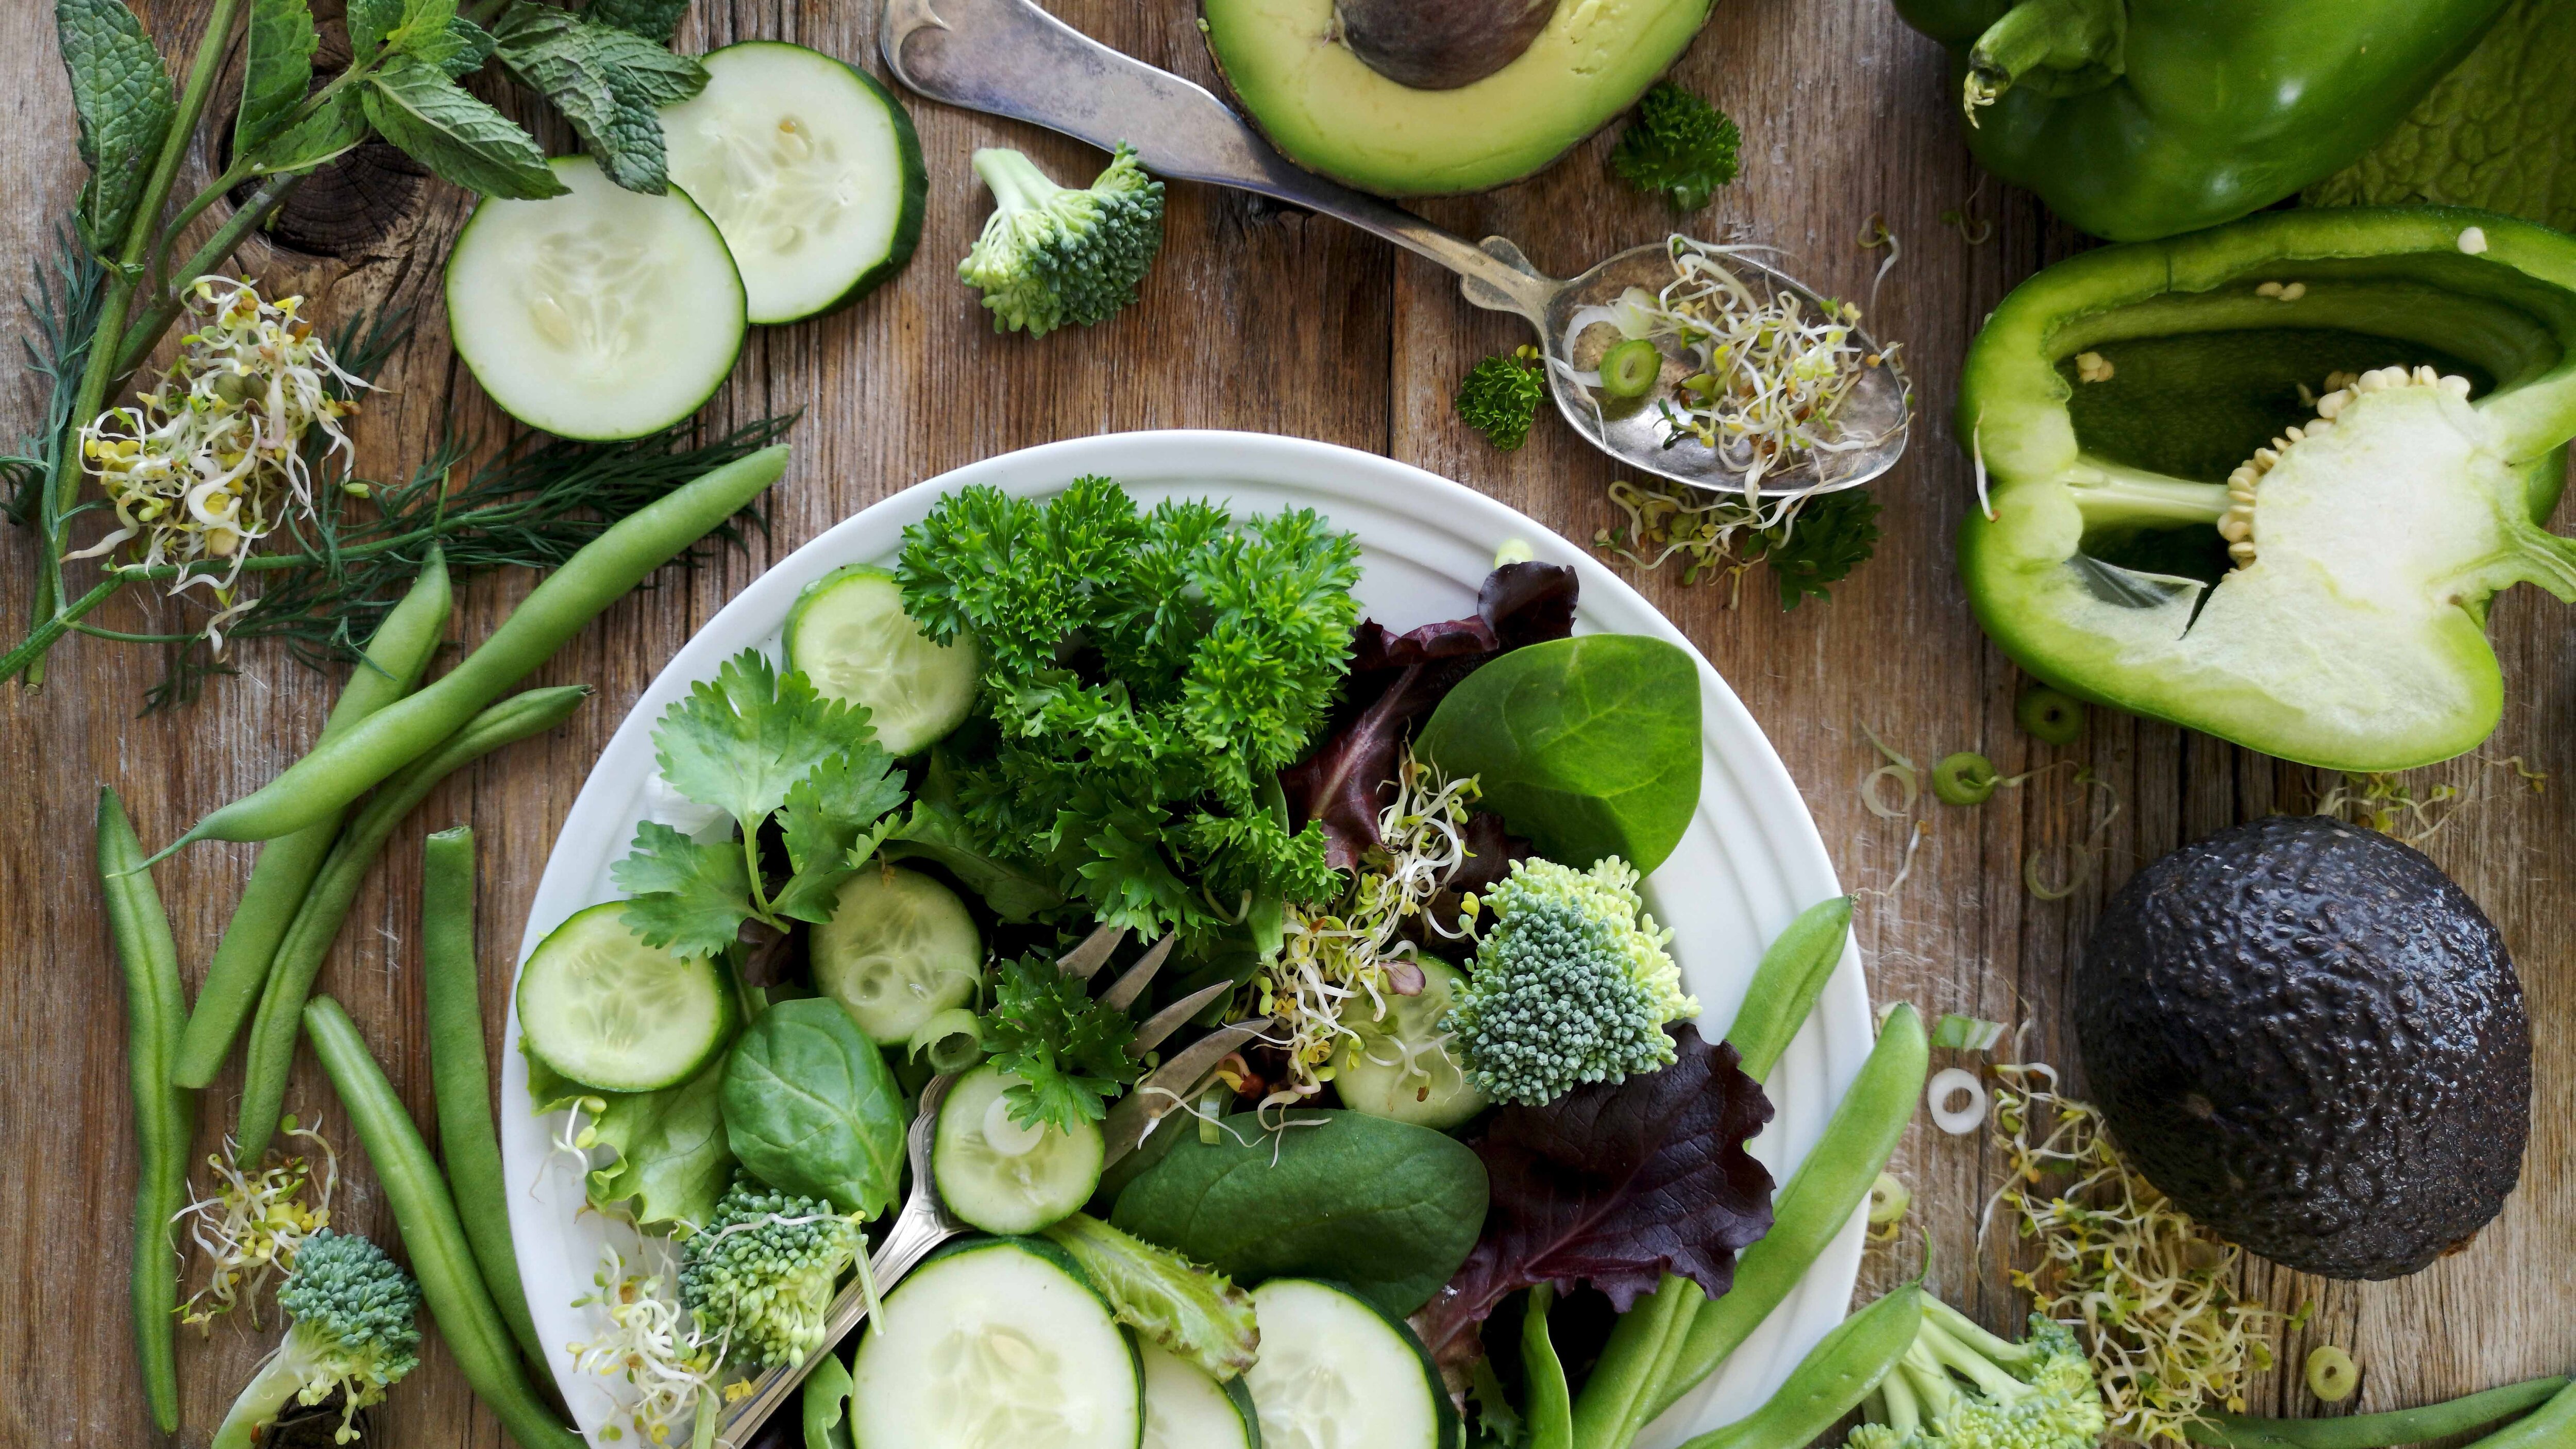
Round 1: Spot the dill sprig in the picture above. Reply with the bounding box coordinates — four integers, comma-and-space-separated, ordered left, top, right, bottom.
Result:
2, 224, 109, 528
146, 412, 796, 709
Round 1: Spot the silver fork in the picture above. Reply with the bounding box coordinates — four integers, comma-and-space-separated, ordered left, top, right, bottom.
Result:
714, 924, 1276, 1443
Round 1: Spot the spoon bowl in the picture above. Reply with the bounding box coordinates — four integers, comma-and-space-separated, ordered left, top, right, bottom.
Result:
882, 0, 1910, 497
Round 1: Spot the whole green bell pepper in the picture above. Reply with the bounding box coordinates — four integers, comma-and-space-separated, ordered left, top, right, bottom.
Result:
1891, 0, 2512, 241
1957, 207, 2576, 771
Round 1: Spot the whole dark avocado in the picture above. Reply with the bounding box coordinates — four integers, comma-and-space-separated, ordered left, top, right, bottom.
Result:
2074, 814, 2530, 1280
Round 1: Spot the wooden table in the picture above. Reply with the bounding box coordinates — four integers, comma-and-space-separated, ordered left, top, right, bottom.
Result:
4, 1, 2569, 1443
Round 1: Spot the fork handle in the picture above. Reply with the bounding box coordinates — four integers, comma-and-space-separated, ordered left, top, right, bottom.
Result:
879, 0, 1554, 322
715, 1207, 964, 1444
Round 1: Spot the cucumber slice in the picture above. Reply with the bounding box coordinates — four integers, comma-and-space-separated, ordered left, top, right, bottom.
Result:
1141, 1342, 1259, 1449
934, 1062, 1107, 1234
811, 866, 981, 1043
661, 41, 928, 325
445, 156, 746, 441
784, 565, 980, 756
1245, 1279, 1456, 1449
515, 902, 735, 1092
850, 1235, 1141, 1448
1332, 958, 1487, 1130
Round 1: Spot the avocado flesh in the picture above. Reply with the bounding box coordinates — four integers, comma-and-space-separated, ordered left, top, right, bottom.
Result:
2075, 814, 2530, 1280
1203, 0, 1711, 196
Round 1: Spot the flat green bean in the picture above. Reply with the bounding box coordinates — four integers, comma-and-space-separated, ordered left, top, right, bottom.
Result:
173, 550, 451, 1089
1723, 896, 1856, 1084
1642, 1003, 1929, 1425
159, 446, 787, 857
234, 685, 591, 1156
422, 825, 547, 1372
98, 787, 193, 1434
1524, 1285, 1576, 1449
1678, 1285, 1924, 1449
304, 996, 585, 1449
2187, 1378, 2572, 1449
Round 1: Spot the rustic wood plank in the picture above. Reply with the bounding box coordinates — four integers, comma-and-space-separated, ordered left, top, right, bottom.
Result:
1, 0, 2568, 1443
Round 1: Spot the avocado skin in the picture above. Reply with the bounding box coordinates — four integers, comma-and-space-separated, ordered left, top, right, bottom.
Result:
2074, 814, 2529, 1280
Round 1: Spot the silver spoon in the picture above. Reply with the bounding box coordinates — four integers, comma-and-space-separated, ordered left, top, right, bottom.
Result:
714, 923, 1275, 1443
882, 0, 1910, 497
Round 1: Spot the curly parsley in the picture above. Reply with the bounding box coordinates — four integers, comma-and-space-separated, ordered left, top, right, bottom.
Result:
981, 953, 1141, 1132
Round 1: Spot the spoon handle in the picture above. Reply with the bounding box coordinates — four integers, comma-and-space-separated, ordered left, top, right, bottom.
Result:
882, 0, 1554, 322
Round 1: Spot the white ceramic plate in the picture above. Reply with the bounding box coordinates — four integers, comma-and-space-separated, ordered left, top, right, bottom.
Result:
501, 430, 1871, 1448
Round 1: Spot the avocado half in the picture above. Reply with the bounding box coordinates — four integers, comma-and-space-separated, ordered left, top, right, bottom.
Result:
1202, 0, 1712, 196
2074, 814, 2530, 1280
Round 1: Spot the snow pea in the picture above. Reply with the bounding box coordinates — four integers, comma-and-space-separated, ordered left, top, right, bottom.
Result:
1641, 1003, 1930, 1425
1722, 895, 1856, 1084
422, 825, 546, 1372
97, 787, 192, 1434
2188, 1378, 2572, 1449
173, 549, 451, 1089
1677, 1285, 1924, 1449
158, 445, 788, 858
1524, 1285, 1575, 1449
234, 685, 591, 1157
303, 995, 584, 1449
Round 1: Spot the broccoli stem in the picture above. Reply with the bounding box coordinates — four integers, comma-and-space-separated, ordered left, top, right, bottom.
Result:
1922, 1298, 2038, 1370
1913, 1318, 2035, 1406
971, 147, 1070, 217
210, 1340, 321, 1449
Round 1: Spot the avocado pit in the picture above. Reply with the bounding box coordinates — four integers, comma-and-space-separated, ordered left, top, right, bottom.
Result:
1334, 0, 1556, 89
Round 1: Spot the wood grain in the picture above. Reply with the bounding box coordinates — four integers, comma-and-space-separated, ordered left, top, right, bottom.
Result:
2, 0, 2569, 1443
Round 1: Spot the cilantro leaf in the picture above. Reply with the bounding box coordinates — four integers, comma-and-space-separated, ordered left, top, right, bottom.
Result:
654, 649, 880, 832
769, 746, 907, 924
56, 0, 176, 254
982, 954, 1139, 1133
491, 0, 708, 194
613, 820, 753, 958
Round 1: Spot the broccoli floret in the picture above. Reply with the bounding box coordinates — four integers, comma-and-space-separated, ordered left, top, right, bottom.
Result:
1443, 856, 1701, 1105
679, 1174, 864, 1370
957, 144, 1166, 336
1848, 1302, 2108, 1449
1611, 83, 1743, 210
1457, 345, 1547, 450
210, 1229, 422, 1448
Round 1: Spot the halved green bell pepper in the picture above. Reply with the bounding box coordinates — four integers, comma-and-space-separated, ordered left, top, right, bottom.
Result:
1958, 207, 2576, 771
1891, 0, 2512, 241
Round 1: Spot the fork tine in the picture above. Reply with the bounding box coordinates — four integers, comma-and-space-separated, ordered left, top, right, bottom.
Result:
1057, 922, 1127, 980
1129, 978, 1232, 1055
1099, 933, 1177, 1012
1101, 1015, 1276, 1167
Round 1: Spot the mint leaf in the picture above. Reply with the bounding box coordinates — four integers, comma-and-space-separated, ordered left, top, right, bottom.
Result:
428, 15, 497, 80
235, 0, 318, 155
2301, 0, 2576, 232
244, 91, 368, 176
613, 820, 753, 958
347, 0, 403, 58
491, 0, 707, 193
653, 650, 880, 832
362, 56, 567, 199
55, 0, 176, 254
584, 0, 691, 43
982, 954, 1138, 1133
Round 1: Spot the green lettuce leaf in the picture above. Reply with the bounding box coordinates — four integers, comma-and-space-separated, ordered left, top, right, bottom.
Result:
2303, 0, 2576, 231
1040, 1214, 1259, 1380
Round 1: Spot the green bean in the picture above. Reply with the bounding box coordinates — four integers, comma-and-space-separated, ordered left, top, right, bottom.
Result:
156, 446, 787, 858
1723, 895, 1856, 1084
2186, 1378, 2572, 1449
173, 550, 451, 1089
2461, 1380, 2576, 1449
98, 787, 193, 1434
235, 685, 591, 1157
1677, 1285, 1924, 1449
1642, 1003, 1930, 1425
303, 996, 585, 1449
1524, 1285, 1576, 1449
422, 825, 547, 1372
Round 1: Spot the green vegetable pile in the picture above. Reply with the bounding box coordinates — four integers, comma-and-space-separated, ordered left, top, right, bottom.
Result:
896, 476, 1360, 946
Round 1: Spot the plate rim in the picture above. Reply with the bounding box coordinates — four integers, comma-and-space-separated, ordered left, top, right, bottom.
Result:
498, 429, 1870, 1447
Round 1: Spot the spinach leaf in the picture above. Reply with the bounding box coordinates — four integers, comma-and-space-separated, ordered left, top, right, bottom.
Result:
721, 998, 906, 1217
1110, 1108, 1488, 1318
1415, 635, 1701, 874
